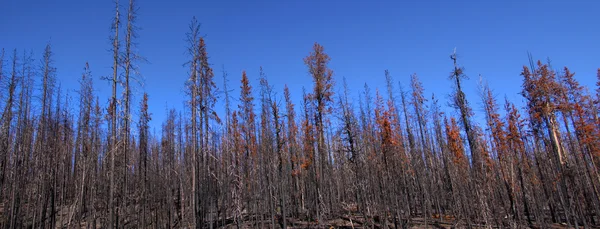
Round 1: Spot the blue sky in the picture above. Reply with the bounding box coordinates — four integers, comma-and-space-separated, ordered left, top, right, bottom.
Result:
1, 0, 599, 132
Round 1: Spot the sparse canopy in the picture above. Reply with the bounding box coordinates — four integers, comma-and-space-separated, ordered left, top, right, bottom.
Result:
1, 4, 600, 228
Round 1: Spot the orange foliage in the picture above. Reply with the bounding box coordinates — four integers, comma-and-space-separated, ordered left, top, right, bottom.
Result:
304, 43, 334, 116
300, 91, 315, 170
505, 102, 524, 152
445, 117, 467, 167
387, 98, 406, 158
284, 85, 298, 141
573, 98, 600, 159
375, 91, 394, 148
520, 61, 563, 131
239, 70, 257, 158
231, 111, 242, 160
478, 136, 494, 171
482, 86, 508, 161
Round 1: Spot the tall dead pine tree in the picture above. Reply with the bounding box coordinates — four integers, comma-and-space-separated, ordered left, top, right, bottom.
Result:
448, 50, 480, 171
184, 16, 201, 228
138, 93, 151, 227
303, 42, 334, 223
521, 61, 567, 166
238, 70, 256, 224
121, 0, 141, 213
108, 1, 120, 227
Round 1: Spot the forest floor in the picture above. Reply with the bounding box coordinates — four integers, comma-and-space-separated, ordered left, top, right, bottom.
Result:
205, 216, 575, 229
1, 204, 577, 229
22, 215, 580, 229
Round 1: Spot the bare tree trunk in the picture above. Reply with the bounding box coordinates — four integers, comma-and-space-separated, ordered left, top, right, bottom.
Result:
109, 2, 120, 227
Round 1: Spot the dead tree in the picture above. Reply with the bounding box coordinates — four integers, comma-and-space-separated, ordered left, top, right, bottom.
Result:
304, 43, 334, 224
108, 1, 120, 227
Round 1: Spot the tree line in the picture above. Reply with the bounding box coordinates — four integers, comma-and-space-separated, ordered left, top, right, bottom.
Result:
1, 1, 600, 228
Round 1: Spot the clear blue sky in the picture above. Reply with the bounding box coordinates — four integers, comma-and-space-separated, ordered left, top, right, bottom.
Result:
2, 0, 599, 132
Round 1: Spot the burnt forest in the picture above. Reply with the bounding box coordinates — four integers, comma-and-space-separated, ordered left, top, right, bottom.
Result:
1, 0, 600, 228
